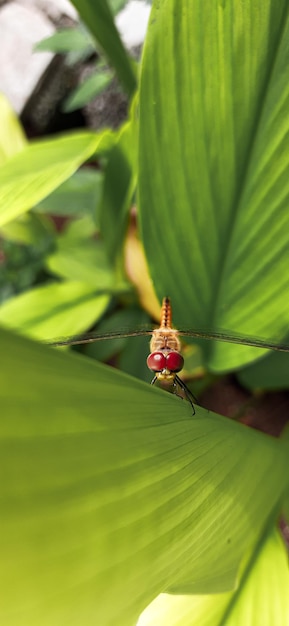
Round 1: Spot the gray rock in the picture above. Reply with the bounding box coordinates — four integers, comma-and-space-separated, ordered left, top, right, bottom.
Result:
0, 0, 151, 130
116, 0, 151, 49
0, 2, 53, 113
18, 0, 78, 22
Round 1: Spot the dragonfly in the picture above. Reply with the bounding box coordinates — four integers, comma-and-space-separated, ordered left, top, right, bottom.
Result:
48, 297, 289, 412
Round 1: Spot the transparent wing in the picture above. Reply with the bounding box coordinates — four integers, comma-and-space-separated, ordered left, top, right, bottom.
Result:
46, 327, 153, 347
178, 329, 289, 352
46, 326, 289, 351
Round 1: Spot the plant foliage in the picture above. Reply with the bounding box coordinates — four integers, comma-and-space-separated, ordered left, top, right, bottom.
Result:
0, 1, 289, 624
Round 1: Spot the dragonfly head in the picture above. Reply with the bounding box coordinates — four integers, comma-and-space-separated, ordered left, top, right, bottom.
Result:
146, 350, 184, 380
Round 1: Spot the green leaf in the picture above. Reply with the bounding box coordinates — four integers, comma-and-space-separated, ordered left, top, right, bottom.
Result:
0, 212, 55, 246
36, 168, 103, 221
71, 0, 137, 97
108, 0, 128, 15
0, 93, 26, 164
0, 282, 110, 340
35, 23, 116, 66
0, 132, 108, 227
118, 308, 152, 381
45, 214, 128, 291
237, 346, 289, 390
34, 27, 95, 54
46, 238, 117, 290
0, 328, 287, 624
139, 0, 289, 372
63, 70, 113, 112
137, 527, 289, 626
58, 215, 97, 240
99, 118, 137, 264
82, 306, 146, 362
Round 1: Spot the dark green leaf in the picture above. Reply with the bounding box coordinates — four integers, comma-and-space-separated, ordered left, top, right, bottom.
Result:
63, 70, 113, 112
36, 168, 103, 221
237, 345, 289, 391
99, 119, 136, 264
108, 0, 128, 15
71, 0, 137, 97
82, 306, 147, 362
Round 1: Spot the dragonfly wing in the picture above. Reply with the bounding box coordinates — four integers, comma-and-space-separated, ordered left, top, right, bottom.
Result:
46, 328, 153, 347
45, 324, 289, 352
178, 329, 289, 352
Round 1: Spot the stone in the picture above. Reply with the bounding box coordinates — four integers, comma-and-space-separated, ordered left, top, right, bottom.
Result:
0, 2, 54, 113
116, 0, 151, 49
18, 0, 78, 22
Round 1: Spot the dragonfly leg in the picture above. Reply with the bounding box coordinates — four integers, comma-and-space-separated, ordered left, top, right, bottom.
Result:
151, 374, 197, 416
174, 375, 198, 415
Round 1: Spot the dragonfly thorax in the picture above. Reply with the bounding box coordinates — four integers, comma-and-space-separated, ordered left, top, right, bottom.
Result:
149, 328, 181, 353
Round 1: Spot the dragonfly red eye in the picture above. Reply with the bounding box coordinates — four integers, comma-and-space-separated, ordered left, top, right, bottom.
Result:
166, 351, 184, 372
147, 351, 167, 372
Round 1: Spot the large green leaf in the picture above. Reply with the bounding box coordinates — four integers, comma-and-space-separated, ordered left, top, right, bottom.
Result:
137, 527, 289, 626
0, 131, 109, 227
138, 0, 289, 372
71, 0, 137, 97
0, 328, 287, 624
0, 282, 110, 340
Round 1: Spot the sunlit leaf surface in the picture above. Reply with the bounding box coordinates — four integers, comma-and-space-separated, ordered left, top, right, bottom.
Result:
0, 132, 108, 226
0, 282, 110, 340
0, 328, 287, 624
0, 93, 26, 164
137, 527, 289, 626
